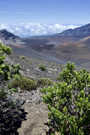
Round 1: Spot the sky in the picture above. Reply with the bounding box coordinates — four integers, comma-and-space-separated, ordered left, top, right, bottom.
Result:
0, 0, 90, 36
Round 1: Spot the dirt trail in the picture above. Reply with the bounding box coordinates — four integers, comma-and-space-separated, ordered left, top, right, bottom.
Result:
18, 102, 48, 135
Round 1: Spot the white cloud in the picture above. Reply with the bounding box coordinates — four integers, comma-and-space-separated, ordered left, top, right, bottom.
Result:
0, 23, 80, 37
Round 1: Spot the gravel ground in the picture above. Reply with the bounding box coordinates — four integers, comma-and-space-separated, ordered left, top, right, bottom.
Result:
12, 89, 49, 135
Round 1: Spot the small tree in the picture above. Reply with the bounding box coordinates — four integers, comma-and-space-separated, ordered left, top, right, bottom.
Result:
0, 43, 26, 134
42, 63, 90, 135
0, 42, 20, 88
0, 43, 11, 81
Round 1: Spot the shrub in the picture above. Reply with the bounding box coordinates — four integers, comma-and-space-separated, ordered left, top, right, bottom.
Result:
0, 43, 26, 134
42, 63, 90, 135
0, 89, 7, 99
20, 56, 26, 60
37, 78, 53, 87
8, 76, 37, 91
10, 88, 18, 93
39, 64, 46, 71
0, 43, 12, 81
0, 43, 20, 82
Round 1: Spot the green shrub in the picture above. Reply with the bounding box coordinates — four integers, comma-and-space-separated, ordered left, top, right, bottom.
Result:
0, 43, 20, 82
0, 43, 12, 55
8, 76, 37, 91
0, 43, 12, 81
39, 64, 46, 71
19, 76, 37, 91
0, 42, 20, 98
0, 89, 7, 99
10, 88, 18, 93
0, 43, 27, 134
20, 56, 26, 60
42, 63, 90, 135
37, 78, 53, 87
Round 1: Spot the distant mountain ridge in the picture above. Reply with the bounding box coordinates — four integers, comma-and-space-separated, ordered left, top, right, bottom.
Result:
1, 23, 90, 41
0, 29, 19, 40
0, 29, 26, 48
58, 23, 90, 38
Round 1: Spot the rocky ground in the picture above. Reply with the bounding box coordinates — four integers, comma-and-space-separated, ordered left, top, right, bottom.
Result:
6, 54, 62, 80
5, 54, 63, 135
11, 89, 48, 135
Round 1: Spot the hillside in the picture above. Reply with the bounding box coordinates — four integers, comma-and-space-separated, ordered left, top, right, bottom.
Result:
57, 23, 90, 38
23, 23, 90, 68
0, 29, 23, 45
1, 23, 90, 68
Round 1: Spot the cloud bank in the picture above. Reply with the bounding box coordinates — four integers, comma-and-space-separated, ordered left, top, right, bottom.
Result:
0, 23, 80, 37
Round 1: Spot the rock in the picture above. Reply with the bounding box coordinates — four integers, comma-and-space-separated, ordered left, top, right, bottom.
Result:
48, 70, 52, 74
26, 100, 31, 103
26, 69, 30, 72
16, 99, 25, 106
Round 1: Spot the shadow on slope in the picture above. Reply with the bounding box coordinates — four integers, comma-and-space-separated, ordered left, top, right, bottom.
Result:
0, 98, 27, 135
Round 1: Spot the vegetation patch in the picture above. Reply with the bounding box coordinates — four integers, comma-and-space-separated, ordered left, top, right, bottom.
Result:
0, 43, 27, 134
42, 63, 90, 135
39, 64, 46, 71
37, 78, 53, 87
20, 55, 26, 60
8, 75, 37, 91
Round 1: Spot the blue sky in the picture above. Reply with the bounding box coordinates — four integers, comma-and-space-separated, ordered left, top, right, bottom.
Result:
0, 0, 90, 36
0, 0, 90, 24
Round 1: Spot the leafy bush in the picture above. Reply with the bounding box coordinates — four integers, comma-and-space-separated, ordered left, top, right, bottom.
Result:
0, 43, 12, 81
0, 43, 21, 82
42, 63, 90, 135
10, 88, 18, 93
39, 64, 46, 71
20, 56, 26, 60
0, 89, 7, 99
0, 42, 21, 94
37, 78, 53, 87
0, 43, 27, 134
8, 76, 37, 91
